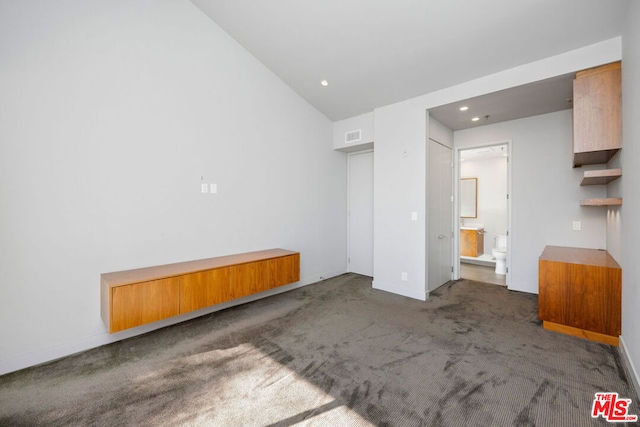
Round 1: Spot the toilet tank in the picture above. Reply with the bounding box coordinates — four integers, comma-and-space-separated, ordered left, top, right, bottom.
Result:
496, 234, 507, 250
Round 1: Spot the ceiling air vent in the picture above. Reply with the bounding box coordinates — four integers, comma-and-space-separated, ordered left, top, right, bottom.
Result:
345, 129, 362, 144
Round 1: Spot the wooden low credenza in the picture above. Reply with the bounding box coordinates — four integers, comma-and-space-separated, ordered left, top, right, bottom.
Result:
101, 249, 300, 333
538, 246, 621, 346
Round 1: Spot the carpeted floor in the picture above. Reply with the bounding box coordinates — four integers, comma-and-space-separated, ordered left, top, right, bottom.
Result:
1, 274, 638, 426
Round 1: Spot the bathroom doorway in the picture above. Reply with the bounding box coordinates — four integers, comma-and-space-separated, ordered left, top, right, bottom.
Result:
457, 142, 510, 287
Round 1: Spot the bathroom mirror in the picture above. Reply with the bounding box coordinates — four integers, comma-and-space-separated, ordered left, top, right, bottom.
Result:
460, 178, 477, 218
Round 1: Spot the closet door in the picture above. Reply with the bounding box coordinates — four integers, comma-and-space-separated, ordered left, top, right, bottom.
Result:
348, 151, 374, 276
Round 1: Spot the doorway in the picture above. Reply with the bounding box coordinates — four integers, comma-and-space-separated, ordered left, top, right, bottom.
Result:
428, 139, 453, 292
457, 142, 510, 287
347, 150, 373, 276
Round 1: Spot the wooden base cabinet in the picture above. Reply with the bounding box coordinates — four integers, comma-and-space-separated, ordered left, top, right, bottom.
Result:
102, 249, 300, 333
460, 228, 484, 257
538, 246, 621, 346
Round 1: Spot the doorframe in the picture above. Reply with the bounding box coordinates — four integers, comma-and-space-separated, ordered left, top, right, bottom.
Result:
347, 149, 374, 276
427, 138, 454, 292
453, 139, 512, 288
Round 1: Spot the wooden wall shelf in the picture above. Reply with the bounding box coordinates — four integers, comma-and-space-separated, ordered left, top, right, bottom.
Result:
101, 249, 300, 333
580, 198, 623, 206
580, 169, 622, 186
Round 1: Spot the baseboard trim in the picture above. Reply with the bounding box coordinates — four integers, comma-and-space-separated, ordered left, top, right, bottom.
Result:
372, 280, 427, 301
619, 335, 640, 398
542, 321, 619, 346
0, 270, 346, 376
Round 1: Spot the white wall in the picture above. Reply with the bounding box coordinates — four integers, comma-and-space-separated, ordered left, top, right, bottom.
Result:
0, 0, 347, 375
429, 116, 453, 148
333, 112, 374, 152
459, 155, 508, 255
456, 111, 607, 293
372, 39, 621, 301
618, 0, 640, 394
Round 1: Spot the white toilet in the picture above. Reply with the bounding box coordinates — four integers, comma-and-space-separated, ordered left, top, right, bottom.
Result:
492, 234, 507, 275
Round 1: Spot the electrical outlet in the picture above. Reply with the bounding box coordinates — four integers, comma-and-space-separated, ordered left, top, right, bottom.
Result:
401, 272, 408, 281
572, 221, 581, 231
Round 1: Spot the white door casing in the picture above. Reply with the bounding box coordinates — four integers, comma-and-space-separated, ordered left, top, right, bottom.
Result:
428, 139, 453, 291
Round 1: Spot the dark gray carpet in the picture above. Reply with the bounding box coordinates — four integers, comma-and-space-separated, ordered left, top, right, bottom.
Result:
1, 274, 638, 426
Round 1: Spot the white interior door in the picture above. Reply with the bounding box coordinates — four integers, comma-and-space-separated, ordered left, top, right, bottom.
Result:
348, 151, 373, 276
428, 139, 453, 291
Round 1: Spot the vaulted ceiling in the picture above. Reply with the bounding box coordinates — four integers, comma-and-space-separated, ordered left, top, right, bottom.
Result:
190, 0, 626, 124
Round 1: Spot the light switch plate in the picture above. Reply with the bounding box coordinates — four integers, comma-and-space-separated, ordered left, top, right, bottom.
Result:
411, 212, 418, 221
201, 183, 208, 193
573, 221, 581, 231
210, 183, 217, 194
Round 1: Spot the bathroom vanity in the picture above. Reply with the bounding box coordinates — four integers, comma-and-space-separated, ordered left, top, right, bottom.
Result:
460, 227, 484, 257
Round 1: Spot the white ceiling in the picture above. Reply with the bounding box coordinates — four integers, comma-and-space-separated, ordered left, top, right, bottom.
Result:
190, 0, 626, 123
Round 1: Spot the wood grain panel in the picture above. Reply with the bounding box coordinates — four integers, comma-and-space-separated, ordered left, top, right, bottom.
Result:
538, 246, 621, 344
102, 249, 298, 287
580, 169, 622, 186
580, 198, 623, 206
179, 268, 229, 314
229, 261, 269, 300
269, 254, 301, 288
102, 249, 300, 333
543, 321, 619, 346
538, 259, 567, 324
460, 229, 483, 257
111, 277, 180, 333
573, 61, 621, 167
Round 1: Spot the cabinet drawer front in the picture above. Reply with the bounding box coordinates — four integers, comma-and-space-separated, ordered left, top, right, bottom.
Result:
180, 268, 230, 314
230, 261, 270, 300
111, 278, 180, 333
269, 254, 300, 288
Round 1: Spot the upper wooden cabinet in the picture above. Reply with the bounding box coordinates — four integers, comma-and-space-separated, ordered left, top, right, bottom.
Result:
573, 61, 621, 167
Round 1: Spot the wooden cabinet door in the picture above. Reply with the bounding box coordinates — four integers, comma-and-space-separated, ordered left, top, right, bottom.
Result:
230, 261, 269, 300
180, 268, 229, 314
573, 62, 621, 165
574, 264, 621, 336
269, 254, 300, 288
111, 277, 180, 333
538, 259, 570, 325
460, 229, 477, 257
539, 259, 621, 336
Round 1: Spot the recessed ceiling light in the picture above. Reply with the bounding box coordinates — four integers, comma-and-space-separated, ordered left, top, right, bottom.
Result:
459, 106, 469, 111
320, 80, 329, 87
471, 117, 480, 122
